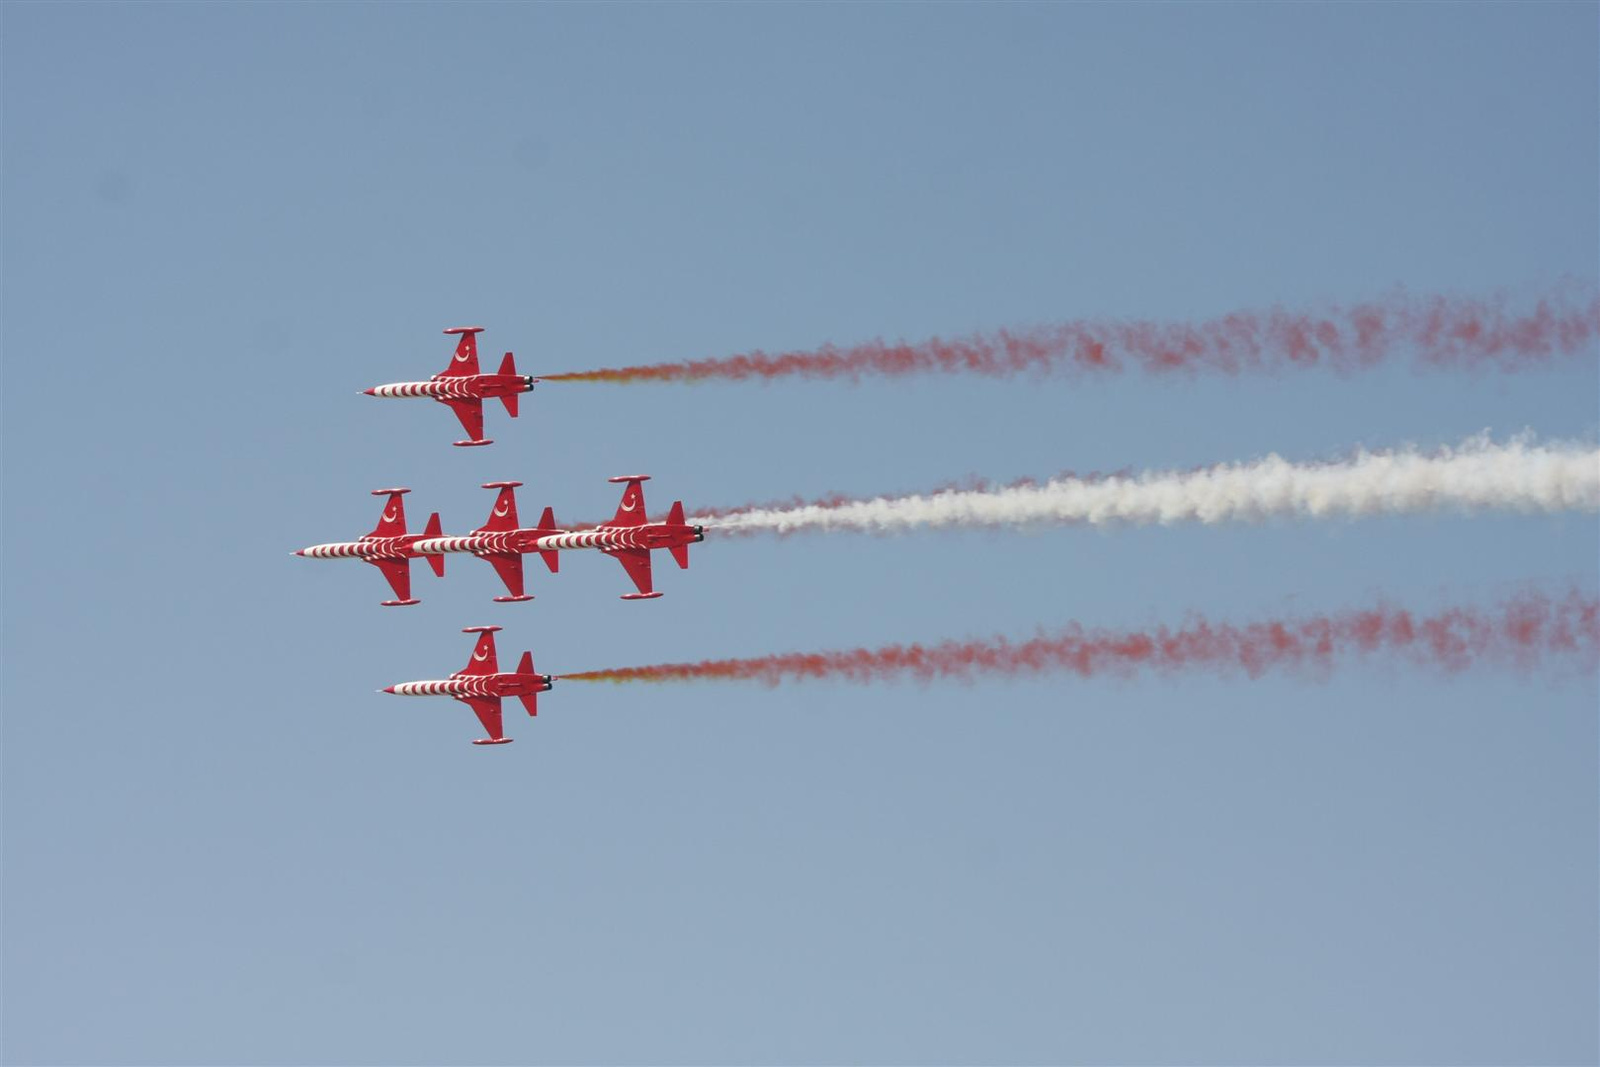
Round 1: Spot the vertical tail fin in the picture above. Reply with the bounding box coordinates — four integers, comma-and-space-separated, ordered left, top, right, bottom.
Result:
478, 481, 522, 532
367, 488, 411, 539
422, 512, 445, 577
516, 651, 539, 716
536, 506, 560, 573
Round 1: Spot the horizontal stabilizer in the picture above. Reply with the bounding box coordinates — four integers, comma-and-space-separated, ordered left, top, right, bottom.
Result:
668, 501, 689, 569
537, 507, 559, 572
422, 513, 444, 577
517, 652, 539, 717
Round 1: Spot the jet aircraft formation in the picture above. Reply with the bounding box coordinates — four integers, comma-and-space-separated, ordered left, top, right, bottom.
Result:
297, 327, 705, 745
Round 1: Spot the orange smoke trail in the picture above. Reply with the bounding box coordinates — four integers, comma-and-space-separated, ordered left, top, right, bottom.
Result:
540, 288, 1599, 384
559, 591, 1599, 685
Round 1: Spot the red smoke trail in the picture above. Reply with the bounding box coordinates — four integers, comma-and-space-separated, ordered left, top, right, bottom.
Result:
559, 591, 1599, 685
541, 288, 1599, 384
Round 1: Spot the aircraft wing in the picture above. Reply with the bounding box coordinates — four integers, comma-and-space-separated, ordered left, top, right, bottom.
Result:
368, 557, 412, 601
456, 694, 505, 742
439, 328, 481, 377
437, 397, 485, 442
604, 547, 654, 596
480, 551, 526, 599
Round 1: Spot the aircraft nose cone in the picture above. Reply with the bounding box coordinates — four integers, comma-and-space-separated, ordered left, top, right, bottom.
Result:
292, 549, 304, 556
379, 686, 396, 694
361, 388, 376, 396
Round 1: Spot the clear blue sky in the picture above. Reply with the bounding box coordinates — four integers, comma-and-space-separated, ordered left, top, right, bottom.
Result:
3, 3, 1596, 1064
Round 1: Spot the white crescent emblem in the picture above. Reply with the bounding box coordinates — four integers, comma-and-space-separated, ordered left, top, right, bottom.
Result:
454, 348, 470, 362
620, 493, 638, 512
474, 647, 489, 661
495, 502, 510, 516
383, 508, 398, 522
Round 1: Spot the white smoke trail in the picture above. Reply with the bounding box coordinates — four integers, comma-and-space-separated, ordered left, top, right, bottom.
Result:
698, 435, 1600, 535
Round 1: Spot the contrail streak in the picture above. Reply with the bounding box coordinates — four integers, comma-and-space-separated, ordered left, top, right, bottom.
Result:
692, 436, 1600, 537
541, 287, 1599, 384
560, 591, 1599, 686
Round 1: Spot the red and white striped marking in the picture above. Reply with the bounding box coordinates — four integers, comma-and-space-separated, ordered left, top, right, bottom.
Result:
367, 379, 482, 400
534, 529, 653, 551
388, 676, 501, 697
297, 536, 411, 560
413, 528, 654, 556
412, 532, 523, 556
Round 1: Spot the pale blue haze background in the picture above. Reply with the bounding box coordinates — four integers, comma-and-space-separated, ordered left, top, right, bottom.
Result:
3, 3, 1597, 1064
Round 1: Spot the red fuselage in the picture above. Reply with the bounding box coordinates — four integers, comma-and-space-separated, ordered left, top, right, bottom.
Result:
411, 520, 704, 559
364, 372, 535, 402
384, 670, 553, 700
294, 534, 425, 562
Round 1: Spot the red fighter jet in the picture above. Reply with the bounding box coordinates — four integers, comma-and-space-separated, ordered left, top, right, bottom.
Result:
364, 327, 536, 447
293, 488, 445, 606
412, 475, 705, 601
381, 626, 554, 745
